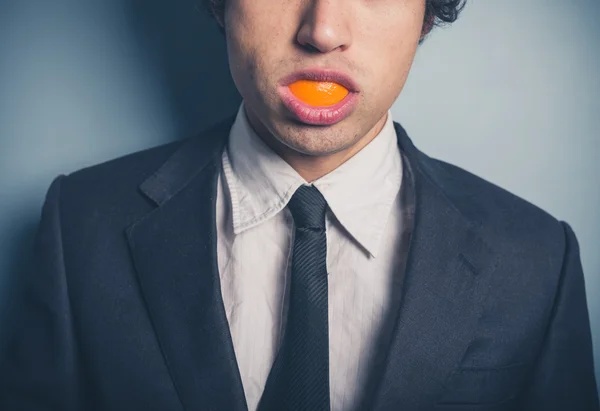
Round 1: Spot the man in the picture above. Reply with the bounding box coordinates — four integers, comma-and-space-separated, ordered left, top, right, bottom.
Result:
1, 0, 598, 410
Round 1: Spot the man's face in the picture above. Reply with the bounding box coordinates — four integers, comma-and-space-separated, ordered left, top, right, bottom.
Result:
223, 0, 425, 156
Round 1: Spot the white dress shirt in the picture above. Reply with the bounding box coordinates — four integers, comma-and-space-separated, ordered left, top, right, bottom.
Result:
215, 103, 407, 411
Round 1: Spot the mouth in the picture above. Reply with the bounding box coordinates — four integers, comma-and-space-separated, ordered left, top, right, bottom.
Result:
277, 68, 360, 126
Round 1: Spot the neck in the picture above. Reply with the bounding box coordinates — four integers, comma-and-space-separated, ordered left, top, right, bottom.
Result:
245, 110, 388, 183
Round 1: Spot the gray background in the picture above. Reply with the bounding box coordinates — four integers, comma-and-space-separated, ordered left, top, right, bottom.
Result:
1, 0, 598, 391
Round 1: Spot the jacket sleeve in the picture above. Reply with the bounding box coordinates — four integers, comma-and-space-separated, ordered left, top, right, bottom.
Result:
0, 175, 82, 410
518, 221, 599, 410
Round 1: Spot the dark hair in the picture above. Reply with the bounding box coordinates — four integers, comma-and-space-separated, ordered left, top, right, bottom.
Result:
201, 0, 466, 41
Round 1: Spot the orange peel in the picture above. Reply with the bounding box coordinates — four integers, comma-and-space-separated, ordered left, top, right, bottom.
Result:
288, 80, 349, 106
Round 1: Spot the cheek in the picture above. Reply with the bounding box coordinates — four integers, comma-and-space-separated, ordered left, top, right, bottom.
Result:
361, 3, 424, 53
366, 23, 420, 81
226, 24, 261, 92
227, 0, 284, 46
227, 10, 282, 85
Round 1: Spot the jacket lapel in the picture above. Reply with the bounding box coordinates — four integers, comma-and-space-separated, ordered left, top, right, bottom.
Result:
126, 117, 248, 411
367, 123, 500, 410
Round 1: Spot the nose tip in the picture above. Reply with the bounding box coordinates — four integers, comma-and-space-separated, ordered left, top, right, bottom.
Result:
296, 1, 351, 54
298, 27, 346, 54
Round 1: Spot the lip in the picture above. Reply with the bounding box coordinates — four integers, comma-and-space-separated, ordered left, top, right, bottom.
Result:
277, 68, 360, 126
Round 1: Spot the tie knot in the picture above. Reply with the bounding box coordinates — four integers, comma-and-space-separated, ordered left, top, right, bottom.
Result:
287, 185, 328, 230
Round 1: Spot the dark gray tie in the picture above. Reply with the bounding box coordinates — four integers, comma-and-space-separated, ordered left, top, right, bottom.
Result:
257, 185, 330, 411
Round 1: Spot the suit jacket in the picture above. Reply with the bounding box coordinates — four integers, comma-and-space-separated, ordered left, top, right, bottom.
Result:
1, 117, 598, 411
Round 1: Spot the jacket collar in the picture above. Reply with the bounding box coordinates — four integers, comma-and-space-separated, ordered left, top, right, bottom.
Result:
127, 115, 499, 410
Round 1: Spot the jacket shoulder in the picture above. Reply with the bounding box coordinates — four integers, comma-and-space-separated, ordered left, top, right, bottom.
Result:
58, 117, 233, 207
64, 139, 185, 192
425, 155, 568, 272
431, 156, 562, 233
46, 138, 189, 237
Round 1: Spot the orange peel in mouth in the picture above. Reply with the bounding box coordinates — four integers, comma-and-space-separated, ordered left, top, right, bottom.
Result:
288, 80, 349, 107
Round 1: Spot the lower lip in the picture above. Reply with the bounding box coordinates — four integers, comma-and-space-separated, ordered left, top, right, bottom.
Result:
277, 86, 359, 126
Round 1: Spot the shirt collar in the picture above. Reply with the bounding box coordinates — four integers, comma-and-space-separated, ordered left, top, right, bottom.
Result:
222, 102, 403, 258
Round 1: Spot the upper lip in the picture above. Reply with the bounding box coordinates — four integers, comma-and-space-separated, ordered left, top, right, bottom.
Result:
279, 68, 360, 92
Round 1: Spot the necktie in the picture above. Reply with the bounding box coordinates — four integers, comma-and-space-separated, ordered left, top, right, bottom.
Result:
257, 185, 331, 411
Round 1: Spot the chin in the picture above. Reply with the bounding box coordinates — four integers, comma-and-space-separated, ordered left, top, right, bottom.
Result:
278, 128, 357, 157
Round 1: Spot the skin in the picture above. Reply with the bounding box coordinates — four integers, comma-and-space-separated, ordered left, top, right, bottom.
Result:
220, 0, 427, 182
